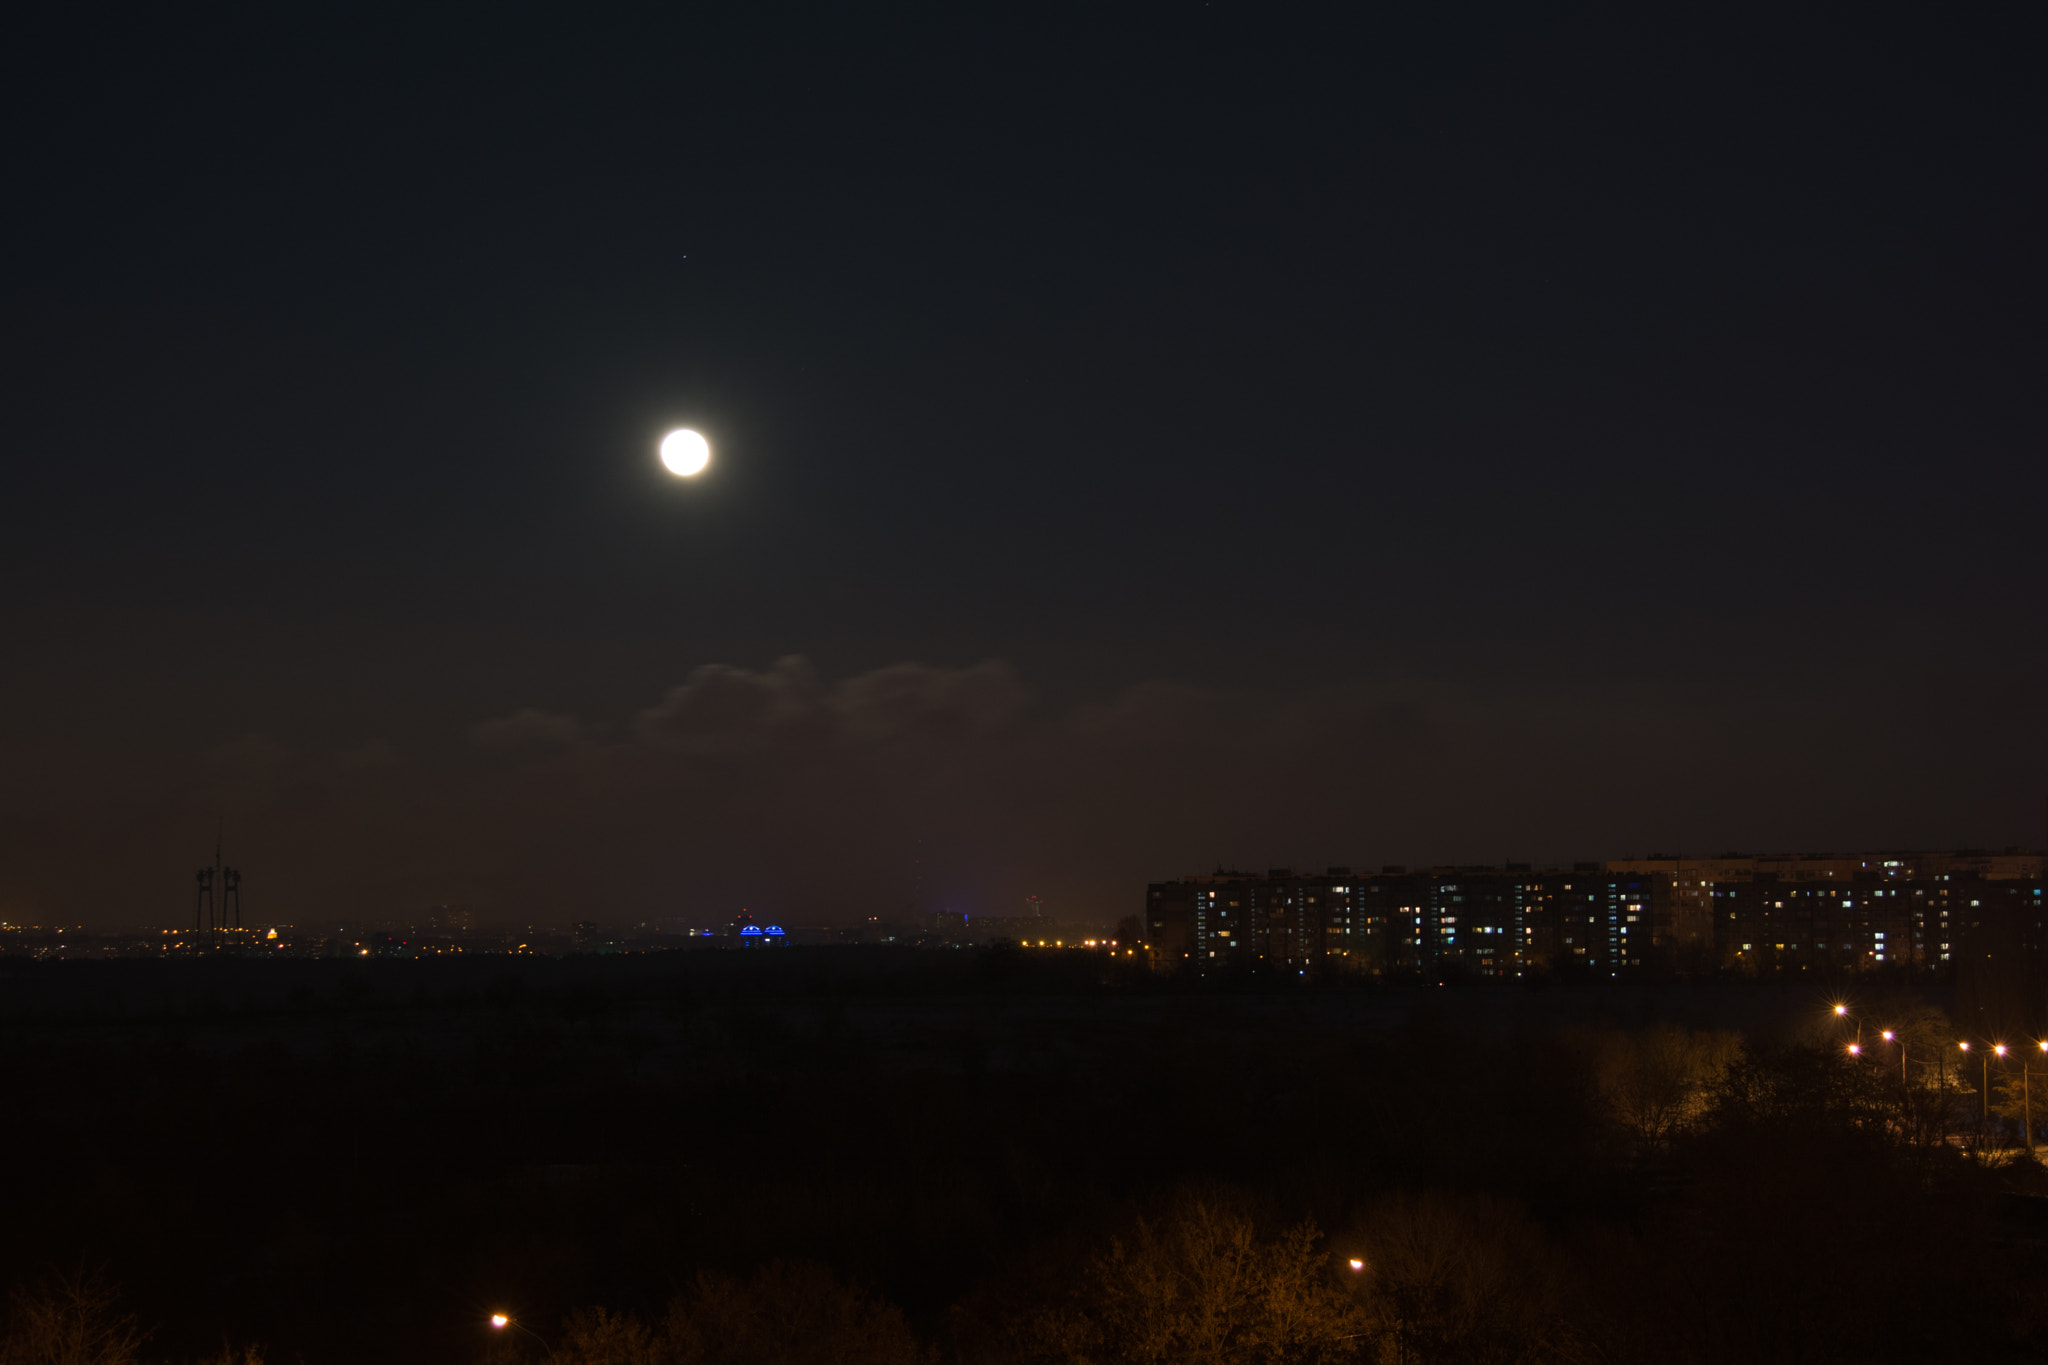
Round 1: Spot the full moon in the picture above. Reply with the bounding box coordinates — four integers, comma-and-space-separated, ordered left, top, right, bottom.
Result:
659, 428, 711, 477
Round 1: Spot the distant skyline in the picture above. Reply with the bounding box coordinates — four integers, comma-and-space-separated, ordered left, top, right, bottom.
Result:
3, 6, 2043, 926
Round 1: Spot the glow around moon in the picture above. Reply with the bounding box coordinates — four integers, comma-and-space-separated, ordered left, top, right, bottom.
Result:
659, 428, 711, 477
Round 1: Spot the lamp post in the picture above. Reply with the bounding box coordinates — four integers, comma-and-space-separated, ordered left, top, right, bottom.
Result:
1879, 1030, 1907, 1085
1957, 1047, 1974, 1154
1961, 1042, 2004, 1152
490, 1314, 549, 1355
1832, 1003, 1864, 1056
2028, 1051, 2038, 1158
1996, 1045, 2009, 1149
1995, 1044, 2011, 1151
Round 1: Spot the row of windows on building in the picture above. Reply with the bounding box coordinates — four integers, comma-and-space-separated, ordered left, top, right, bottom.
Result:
1146, 868, 1670, 978
1712, 879, 2047, 972
1145, 866, 2048, 979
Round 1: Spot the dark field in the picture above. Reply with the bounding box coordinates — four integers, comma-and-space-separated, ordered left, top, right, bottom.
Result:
1, 950, 2043, 1363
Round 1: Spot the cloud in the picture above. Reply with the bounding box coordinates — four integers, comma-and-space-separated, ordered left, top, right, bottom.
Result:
335, 740, 403, 770
831, 659, 1028, 740
204, 733, 298, 780
469, 708, 584, 751
632, 656, 1027, 755
634, 655, 827, 756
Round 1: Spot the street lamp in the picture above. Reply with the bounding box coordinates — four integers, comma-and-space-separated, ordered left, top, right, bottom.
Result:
1831, 1004, 1866, 1054
1878, 1029, 1909, 1084
1960, 1042, 1998, 1151
2027, 1045, 2047, 1157
489, 1314, 549, 1353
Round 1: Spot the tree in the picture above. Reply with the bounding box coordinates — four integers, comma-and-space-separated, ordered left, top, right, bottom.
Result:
1346, 1191, 1588, 1365
0, 1273, 146, 1365
671, 1262, 924, 1365
1593, 1026, 1742, 1149
551, 1307, 663, 1365
1013, 1196, 1366, 1365
545, 1263, 924, 1365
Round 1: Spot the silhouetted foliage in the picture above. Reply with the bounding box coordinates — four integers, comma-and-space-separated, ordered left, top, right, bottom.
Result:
547, 1263, 923, 1365
1004, 1198, 1364, 1365
2, 955, 2045, 1363
1590, 1024, 1741, 1149
1346, 1191, 1587, 1365
0, 1274, 261, 1365
0, 1273, 145, 1365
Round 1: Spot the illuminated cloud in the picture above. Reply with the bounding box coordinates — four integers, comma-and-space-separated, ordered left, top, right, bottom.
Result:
469, 708, 585, 751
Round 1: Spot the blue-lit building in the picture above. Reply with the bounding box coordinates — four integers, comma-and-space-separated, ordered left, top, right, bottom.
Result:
728, 911, 789, 948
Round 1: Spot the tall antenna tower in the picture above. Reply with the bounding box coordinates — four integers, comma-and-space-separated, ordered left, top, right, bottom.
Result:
194, 820, 242, 935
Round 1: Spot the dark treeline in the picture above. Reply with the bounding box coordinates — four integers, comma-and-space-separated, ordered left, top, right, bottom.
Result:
2, 949, 2045, 1363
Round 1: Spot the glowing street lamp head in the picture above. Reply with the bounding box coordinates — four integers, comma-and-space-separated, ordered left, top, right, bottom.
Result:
1881, 1030, 1894, 1041
1996, 1044, 2009, 1057
490, 1315, 510, 1330
1847, 1044, 1861, 1056
659, 428, 711, 477
1833, 1004, 1848, 1017
1960, 1042, 1970, 1052
1348, 1258, 1366, 1271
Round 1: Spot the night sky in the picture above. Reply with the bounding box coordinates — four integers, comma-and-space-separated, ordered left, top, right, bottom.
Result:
4, 4, 2043, 928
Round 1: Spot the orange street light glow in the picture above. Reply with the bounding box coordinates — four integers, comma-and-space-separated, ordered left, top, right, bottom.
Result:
1847, 1044, 1861, 1055
1960, 1042, 1971, 1051
491, 1315, 509, 1329
1881, 1031, 1894, 1041
1996, 1045, 2008, 1056
1833, 1004, 1847, 1016
1349, 1259, 1365, 1271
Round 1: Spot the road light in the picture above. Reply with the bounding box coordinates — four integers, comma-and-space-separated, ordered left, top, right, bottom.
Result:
2023, 1039, 2039, 1162
2028, 1046, 2045, 1157
1832, 1004, 1866, 1054
489, 1313, 549, 1352
1877, 1030, 1907, 1083
1348, 1258, 1366, 1271
1958, 1042, 1995, 1153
